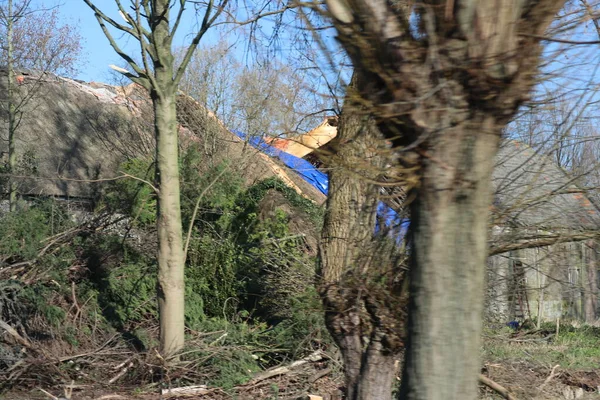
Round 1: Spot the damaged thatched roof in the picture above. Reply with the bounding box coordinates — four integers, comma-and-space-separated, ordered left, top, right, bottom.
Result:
0, 69, 153, 199
0, 70, 326, 204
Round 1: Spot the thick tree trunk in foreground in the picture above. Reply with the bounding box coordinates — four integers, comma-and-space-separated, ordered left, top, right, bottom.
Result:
323, 1, 565, 398
320, 79, 407, 400
154, 91, 186, 357
400, 118, 500, 400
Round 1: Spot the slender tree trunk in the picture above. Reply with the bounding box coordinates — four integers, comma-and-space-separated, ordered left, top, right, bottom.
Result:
7, 0, 17, 212
148, 0, 186, 358
584, 240, 598, 323
153, 89, 186, 357
399, 117, 501, 400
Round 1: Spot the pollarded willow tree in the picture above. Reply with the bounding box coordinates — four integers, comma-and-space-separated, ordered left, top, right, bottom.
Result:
317, 1, 567, 399
82, 0, 232, 357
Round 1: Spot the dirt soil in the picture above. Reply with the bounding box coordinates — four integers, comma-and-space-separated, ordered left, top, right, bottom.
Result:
480, 362, 600, 399
4, 358, 599, 399
3, 365, 343, 400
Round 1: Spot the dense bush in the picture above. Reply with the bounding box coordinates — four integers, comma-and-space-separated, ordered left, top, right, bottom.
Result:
0, 146, 332, 389
0, 198, 72, 262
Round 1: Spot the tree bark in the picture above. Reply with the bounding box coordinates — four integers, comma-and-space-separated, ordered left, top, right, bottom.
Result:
153, 89, 186, 357
7, 0, 17, 212
583, 240, 598, 323
84, 0, 228, 360
148, 0, 186, 358
399, 117, 501, 400
320, 75, 407, 400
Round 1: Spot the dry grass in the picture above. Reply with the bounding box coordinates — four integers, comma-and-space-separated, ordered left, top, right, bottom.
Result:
480, 323, 600, 399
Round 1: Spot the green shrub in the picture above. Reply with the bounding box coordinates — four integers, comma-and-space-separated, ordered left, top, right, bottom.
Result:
179, 144, 244, 229
102, 157, 156, 226
186, 234, 240, 323
0, 199, 72, 261
100, 261, 158, 326
21, 284, 66, 327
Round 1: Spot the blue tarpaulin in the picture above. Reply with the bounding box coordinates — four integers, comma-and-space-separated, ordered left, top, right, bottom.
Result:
233, 130, 329, 195
233, 130, 409, 235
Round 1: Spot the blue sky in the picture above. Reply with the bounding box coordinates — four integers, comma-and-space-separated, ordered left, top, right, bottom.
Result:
36, 1, 600, 111
47, 0, 128, 82
41, 0, 226, 82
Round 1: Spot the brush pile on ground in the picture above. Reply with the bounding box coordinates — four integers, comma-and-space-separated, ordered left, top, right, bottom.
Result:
0, 145, 342, 399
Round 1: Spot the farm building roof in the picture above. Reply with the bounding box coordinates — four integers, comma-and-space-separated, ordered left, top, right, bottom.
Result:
0, 70, 326, 204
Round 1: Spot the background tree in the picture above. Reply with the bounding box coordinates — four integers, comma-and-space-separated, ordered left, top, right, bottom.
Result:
83, 0, 229, 357
0, 0, 82, 211
176, 41, 332, 139
83, 0, 287, 357
317, 1, 567, 399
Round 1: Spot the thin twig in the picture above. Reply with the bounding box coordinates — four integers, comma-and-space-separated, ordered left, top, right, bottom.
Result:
183, 164, 231, 263
538, 364, 560, 392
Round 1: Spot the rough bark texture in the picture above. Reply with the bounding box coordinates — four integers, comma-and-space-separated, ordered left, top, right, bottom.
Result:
400, 117, 500, 399
323, 1, 567, 399
320, 76, 407, 400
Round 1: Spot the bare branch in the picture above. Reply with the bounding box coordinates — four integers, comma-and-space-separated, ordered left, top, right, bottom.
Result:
174, 0, 229, 85
519, 33, 600, 45
490, 231, 600, 256
82, 0, 150, 88
171, 0, 187, 38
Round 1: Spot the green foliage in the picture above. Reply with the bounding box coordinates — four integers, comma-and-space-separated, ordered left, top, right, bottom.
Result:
0, 145, 329, 382
179, 287, 330, 389
230, 185, 320, 321
267, 286, 329, 357
103, 157, 156, 226
186, 234, 240, 322
232, 177, 323, 230
0, 199, 72, 261
482, 322, 600, 370
100, 261, 158, 326
21, 284, 66, 327
179, 143, 244, 227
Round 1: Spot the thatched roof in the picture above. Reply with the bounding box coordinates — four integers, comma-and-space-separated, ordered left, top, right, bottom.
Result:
0, 70, 326, 204
492, 140, 600, 230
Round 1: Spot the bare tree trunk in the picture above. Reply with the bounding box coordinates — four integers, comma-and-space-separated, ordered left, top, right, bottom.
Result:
399, 117, 501, 400
584, 240, 598, 323
7, 0, 17, 212
320, 76, 407, 400
323, 1, 564, 398
152, 17, 186, 355
153, 89, 186, 357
